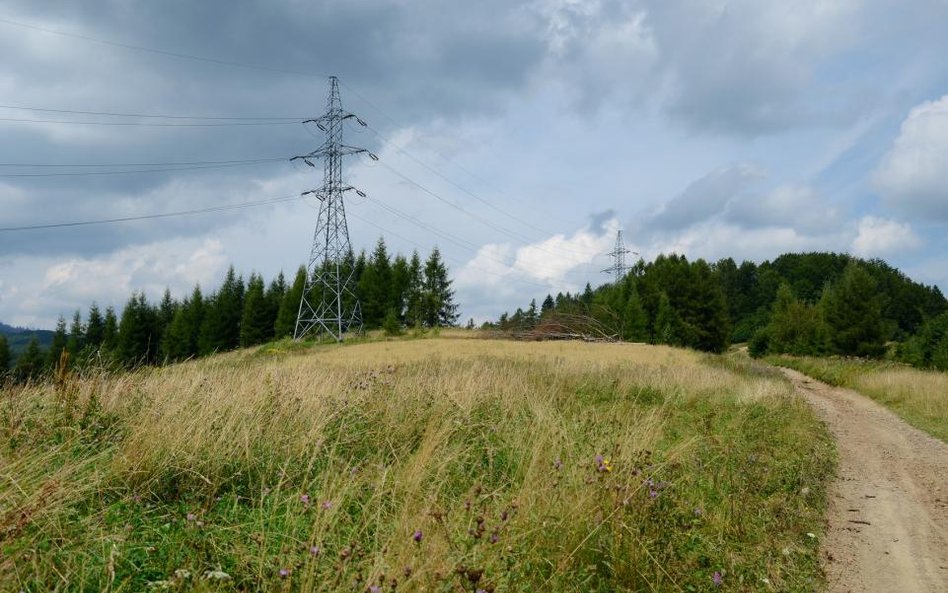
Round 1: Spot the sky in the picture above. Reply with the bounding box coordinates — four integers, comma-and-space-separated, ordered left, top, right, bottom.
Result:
1, 0, 947, 329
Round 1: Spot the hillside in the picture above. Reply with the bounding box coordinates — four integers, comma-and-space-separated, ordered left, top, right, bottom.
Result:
0, 335, 833, 592
0, 321, 54, 354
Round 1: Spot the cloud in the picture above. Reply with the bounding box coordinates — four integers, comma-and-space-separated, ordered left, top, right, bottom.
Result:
648, 164, 764, 230
873, 95, 948, 220
0, 237, 228, 327
851, 216, 921, 257
726, 184, 842, 233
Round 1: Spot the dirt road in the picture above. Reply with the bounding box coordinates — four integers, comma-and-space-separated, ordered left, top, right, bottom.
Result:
780, 368, 948, 592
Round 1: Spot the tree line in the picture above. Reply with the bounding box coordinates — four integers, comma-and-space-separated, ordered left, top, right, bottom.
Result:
488, 252, 948, 367
0, 238, 458, 383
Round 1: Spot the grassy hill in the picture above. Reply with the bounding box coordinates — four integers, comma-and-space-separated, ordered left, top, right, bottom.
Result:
0, 321, 54, 355
0, 334, 834, 592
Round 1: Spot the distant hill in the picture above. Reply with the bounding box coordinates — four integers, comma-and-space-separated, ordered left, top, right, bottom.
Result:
0, 322, 55, 355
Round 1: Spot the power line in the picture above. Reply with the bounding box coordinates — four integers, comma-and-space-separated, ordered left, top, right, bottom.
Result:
0, 15, 329, 79
0, 159, 285, 177
0, 157, 285, 168
0, 195, 301, 233
0, 116, 296, 127
0, 104, 303, 121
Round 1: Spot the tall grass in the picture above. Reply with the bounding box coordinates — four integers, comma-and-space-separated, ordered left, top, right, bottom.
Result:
1, 338, 833, 592
769, 355, 948, 442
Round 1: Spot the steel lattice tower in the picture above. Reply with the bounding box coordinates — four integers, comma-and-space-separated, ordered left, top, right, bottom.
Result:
291, 76, 375, 341
601, 230, 635, 284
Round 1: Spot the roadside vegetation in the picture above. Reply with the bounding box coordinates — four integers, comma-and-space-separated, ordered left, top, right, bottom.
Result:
769, 355, 948, 443
1, 337, 833, 592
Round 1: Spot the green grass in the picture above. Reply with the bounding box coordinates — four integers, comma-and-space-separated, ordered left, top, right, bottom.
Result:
768, 355, 948, 442
1, 339, 834, 592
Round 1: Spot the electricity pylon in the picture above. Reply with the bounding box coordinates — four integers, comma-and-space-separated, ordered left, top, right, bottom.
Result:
291, 76, 377, 342
601, 230, 636, 284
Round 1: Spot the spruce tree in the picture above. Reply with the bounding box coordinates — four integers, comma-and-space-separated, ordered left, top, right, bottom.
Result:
265, 272, 287, 334
162, 286, 203, 361
390, 255, 410, 322
118, 292, 160, 366
199, 267, 244, 354
422, 248, 458, 327
14, 337, 45, 383
766, 284, 828, 356
157, 288, 176, 347
85, 303, 105, 348
622, 286, 650, 342
47, 316, 68, 369
358, 238, 392, 328
102, 306, 119, 353
240, 273, 272, 347
67, 310, 83, 355
275, 266, 306, 338
0, 334, 10, 377
405, 251, 425, 327
541, 294, 555, 315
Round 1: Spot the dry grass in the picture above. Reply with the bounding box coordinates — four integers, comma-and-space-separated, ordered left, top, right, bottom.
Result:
770, 356, 948, 442
1, 336, 833, 592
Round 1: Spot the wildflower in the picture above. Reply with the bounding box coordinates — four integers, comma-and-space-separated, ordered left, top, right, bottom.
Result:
173, 569, 191, 580
369, 586, 381, 593
300, 494, 310, 504
310, 545, 321, 556
322, 500, 333, 510
806, 532, 816, 539
595, 455, 612, 473
351, 466, 360, 475
693, 507, 703, 517
500, 510, 508, 521
489, 532, 499, 544
553, 459, 562, 471
712, 571, 723, 587
279, 568, 290, 578
649, 489, 658, 499
186, 513, 196, 522
412, 529, 423, 543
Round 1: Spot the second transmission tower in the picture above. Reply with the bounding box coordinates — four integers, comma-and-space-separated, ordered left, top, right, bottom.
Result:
602, 230, 635, 284
291, 76, 376, 342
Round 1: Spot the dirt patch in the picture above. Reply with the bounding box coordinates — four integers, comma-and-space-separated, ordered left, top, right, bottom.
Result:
780, 368, 948, 592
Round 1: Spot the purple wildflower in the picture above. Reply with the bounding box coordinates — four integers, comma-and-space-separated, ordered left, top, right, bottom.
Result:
412, 529, 423, 543
489, 532, 499, 544
300, 494, 310, 504
649, 489, 658, 499
310, 545, 320, 556
321, 500, 333, 510
369, 586, 380, 593
712, 571, 723, 587
694, 507, 703, 517
553, 459, 562, 471
186, 513, 196, 522
279, 568, 290, 578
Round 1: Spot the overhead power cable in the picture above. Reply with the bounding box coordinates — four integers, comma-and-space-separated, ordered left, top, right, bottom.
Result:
0, 16, 329, 79
0, 157, 286, 168
0, 159, 285, 177
0, 194, 301, 233
0, 116, 296, 127
0, 104, 303, 121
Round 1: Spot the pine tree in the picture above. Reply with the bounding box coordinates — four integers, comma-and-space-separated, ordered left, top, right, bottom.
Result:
275, 266, 306, 338
14, 337, 45, 383
85, 303, 105, 348
47, 316, 68, 369
422, 248, 458, 327
240, 273, 272, 347
0, 334, 10, 377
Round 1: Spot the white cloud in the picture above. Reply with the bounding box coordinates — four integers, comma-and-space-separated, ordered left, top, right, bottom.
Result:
873, 95, 948, 220
727, 184, 842, 233
0, 238, 228, 328
851, 216, 921, 257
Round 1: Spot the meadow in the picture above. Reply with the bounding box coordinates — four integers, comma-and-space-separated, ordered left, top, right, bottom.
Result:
768, 356, 948, 443
1, 334, 834, 592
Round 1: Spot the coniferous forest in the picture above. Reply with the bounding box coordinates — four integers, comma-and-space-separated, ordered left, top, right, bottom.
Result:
0, 239, 457, 382
488, 252, 948, 369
